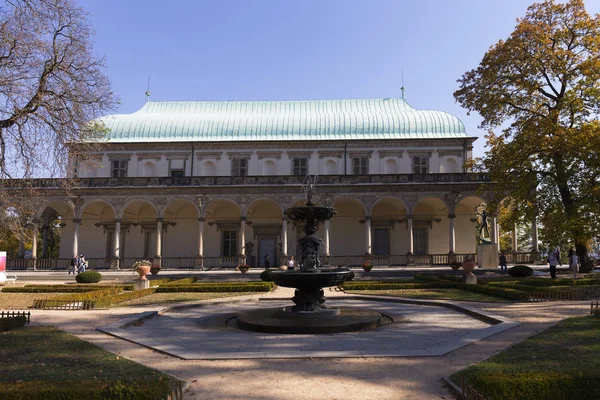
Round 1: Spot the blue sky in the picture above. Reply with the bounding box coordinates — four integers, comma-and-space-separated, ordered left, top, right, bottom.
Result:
80, 0, 600, 157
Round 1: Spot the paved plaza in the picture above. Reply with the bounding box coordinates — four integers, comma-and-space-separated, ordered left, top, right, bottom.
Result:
98, 295, 518, 360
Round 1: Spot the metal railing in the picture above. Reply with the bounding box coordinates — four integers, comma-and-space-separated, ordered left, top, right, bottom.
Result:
4, 173, 492, 189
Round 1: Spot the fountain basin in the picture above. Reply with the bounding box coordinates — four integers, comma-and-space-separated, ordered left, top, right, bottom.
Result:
266, 268, 352, 289
284, 205, 336, 222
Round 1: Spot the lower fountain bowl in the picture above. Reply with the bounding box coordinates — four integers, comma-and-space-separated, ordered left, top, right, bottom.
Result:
265, 268, 352, 289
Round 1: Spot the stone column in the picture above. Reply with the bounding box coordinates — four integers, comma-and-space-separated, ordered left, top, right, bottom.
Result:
512, 223, 518, 252
41, 224, 49, 258
239, 216, 247, 265
113, 219, 121, 269
448, 213, 456, 254
364, 216, 372, 254
32, 220, 39, 265
72, 218, 81, 258
281, 218, 288, 256
196, 217, 205, 269
324, 220, 330, 256
407, 215, 414, 255
155, 218, 163, 257
490, 215, 499, 252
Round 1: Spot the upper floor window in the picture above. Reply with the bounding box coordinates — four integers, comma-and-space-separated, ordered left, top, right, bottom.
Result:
292, 158, 308, 176
412, 156, 429, 174
232, 158, 248, 176
170, 169, 184, 178
111, 160, 128, 178
352, 157, 369, 175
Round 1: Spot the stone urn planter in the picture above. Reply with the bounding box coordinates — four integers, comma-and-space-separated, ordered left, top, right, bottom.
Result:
362, 262, 373, 272
461, 259, 476, 274
279, 265, 288, 271
134, 264, 151, 280
150, 266, 161, 276
238, 265, 250, 274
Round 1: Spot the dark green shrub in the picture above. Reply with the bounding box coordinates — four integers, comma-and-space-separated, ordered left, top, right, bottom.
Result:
75, 271, 102, 283
94, 288, 157, 307
413, 274, 443, 282
156, 282, 273, 293
508, 265, 534, 277
162, 277, 196, 285
0, 316, 27, 332
2, 287, 103, 293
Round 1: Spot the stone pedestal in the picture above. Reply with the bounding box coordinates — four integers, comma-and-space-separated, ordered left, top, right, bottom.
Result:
134, 280, 150, 291
463, 274, 478, 284
477, 244, 499, 269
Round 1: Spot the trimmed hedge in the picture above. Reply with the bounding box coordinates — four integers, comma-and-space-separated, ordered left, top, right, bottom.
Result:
514, 278, 600, 287
75, 271, 102, 283
161, 277, 197, 285
24, 284, 133, 290
413, 274, 444, 282
2, 287, 106, 293
508, 265, 534, 277
0, 378, 172, 400
95, 288, 157, 307
149, 278, 173, 287
156, 282, 273, 293
0, 316, 27, 332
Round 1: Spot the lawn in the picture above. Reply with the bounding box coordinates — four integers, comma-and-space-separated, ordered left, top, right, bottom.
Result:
0, 326, 175, 399
451, 315, 600, 400
115, 291, 256, 306
0, 293, 63, 309
346, 288, 510, 302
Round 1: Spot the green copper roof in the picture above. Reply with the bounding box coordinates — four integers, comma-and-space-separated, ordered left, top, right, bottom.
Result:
98, 98, 467, 142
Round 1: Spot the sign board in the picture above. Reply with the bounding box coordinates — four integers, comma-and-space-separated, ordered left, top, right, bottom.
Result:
0, 251, 6, 272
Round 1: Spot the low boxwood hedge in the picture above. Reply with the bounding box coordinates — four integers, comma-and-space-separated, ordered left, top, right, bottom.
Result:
0, 316, 27, 332
75, 271, 102, 283
2, 287, 104, 293
149, 278, 173, 287
156, 282, 273, 293
161, 277, 197, 285
95, 288, 157, 307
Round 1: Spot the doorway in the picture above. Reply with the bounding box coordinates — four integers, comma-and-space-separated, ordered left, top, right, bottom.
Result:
258, 237, 277, 268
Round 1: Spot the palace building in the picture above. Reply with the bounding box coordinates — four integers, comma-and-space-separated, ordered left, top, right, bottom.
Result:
9, 96, 538, 270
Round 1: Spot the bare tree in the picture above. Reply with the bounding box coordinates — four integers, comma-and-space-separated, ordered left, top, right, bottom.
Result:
0, 0, 116, 232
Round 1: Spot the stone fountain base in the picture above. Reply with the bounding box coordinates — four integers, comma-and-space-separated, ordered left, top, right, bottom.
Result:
235, 307, 386, 334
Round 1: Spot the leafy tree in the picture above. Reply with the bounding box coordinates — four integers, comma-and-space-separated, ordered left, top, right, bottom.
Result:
455, 0, 600, 271
0, 0, 115, 235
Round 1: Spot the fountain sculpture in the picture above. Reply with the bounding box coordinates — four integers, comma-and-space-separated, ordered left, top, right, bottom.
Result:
235, 176, 385, 334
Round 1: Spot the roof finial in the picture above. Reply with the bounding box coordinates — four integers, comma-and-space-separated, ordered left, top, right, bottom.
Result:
401, 70, 405, 99
145, 75, 151, 102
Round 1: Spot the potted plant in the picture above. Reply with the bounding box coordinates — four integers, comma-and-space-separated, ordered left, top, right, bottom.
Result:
133, 260, 152, 280
236, 264, 250, 274
150, 264, 161, 275
362, 260, 373, 272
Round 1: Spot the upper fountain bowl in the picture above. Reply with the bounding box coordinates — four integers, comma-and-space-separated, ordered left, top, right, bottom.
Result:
284, 206, 336, 222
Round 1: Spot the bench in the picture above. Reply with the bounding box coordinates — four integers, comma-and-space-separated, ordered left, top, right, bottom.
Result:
0, 272, 17, 285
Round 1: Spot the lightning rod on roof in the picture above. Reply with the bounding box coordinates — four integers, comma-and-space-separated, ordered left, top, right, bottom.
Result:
401, 70, 405, 99
145, 75, 151, 102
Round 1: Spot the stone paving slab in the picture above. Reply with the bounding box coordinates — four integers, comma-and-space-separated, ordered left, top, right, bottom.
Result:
98, 298, 519, 360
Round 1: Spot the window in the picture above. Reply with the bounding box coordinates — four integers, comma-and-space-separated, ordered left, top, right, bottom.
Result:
111, 159, 128, 178
414, 228, 428, 255
412, 156, 429, 174
373, 228, 390, 255
232, 159, 248, 176
222, 230, 237, 257
292, 158, 308, 176
352, 157, 369, 174
170, 169, 184, 178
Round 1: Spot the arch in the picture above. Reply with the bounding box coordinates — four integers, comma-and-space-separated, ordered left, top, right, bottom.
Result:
36, 200, 76, 220
203, 161, 216, 176
142, 161, 157, 177
410, 195, 449, 215
441, 158, 458, 173
369, 196, 410, 215
245, 197, 283, 217
263, 160, 276, 175
160, 198, 200, 219
117, 198, 159, 220
324, 160, 337, 174
385, 159, 398, 174
331, 196, 368, 216
80, 199, 117, 221
204, 198, 243, 218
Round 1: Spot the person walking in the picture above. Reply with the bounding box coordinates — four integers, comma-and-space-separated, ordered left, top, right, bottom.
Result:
568, 247, 578, 278
499, 252, 508, 274
548, 248, 560, 279
287, 256, 295, 271
69, 255, 78, 275
77, 254, 87, 274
